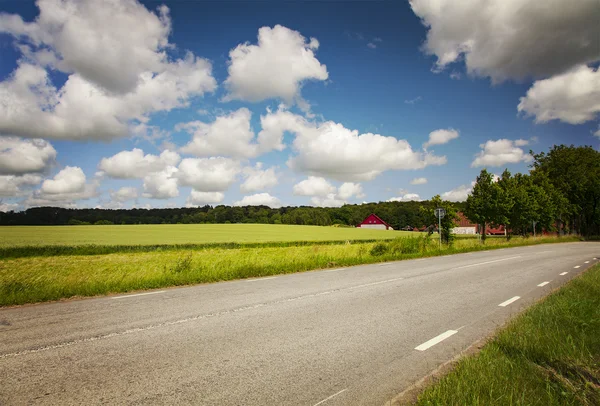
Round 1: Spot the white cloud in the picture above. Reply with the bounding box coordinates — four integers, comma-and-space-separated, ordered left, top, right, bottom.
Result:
0, 202, 19, 212
0, 174, 43, 197
388, 193, 421, 202
177, 157, 241, 192
404, 96, 422, 104
517, 65, 600, 125
410, 177, 428, 185
595, 126, 600, 138
409, 0, 599, 82
0, 0, 216, 141
142, 166, 179, 199
240, 163, 279, 193
26, 166, 98, 207
99, 149, 180, 179
471, 139, 532, 167
179, 108, 262, 158
337, 182, 364, 200
1, 0, 175, 94
233, 193, 282, 208
110, 187, 138, 203
423, 128, 459, 148
260, 109, 446, 181
223, 25, 328, 112
367, 42, 377, 49
295, 178, 364, 207
0, 137, 56, 175
186, 190, 224, 206
441, 184, 473, 202
41, 166, 85, 194
293, 176, 336, 197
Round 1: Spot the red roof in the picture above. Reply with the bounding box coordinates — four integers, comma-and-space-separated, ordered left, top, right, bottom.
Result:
358, 213, 392, 228
455, 212, 477, 227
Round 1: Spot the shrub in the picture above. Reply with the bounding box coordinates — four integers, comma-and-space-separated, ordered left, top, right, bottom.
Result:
389, 236, 422, 254
171, 252, 193, 273
370, 242, 389, 256
94, 220, 114, 225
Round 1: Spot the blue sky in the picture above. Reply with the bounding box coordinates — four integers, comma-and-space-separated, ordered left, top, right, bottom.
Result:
0, 0, 598, 211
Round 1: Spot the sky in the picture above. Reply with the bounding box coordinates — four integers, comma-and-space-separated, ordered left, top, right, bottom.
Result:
0, 0, 598, 212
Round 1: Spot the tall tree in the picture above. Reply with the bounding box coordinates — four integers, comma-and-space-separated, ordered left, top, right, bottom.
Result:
464, 169, 510, 241
530, 145, 600, 236
420, 195, 459, 245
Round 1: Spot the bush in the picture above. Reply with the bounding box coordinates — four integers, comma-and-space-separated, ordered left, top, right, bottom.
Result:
389, 236, 422, 254
370, 242, 389, 256
171, 252, 193, 273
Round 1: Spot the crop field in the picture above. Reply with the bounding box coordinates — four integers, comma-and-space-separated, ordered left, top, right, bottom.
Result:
0, 232, 578, 307
0, 224, 408, 247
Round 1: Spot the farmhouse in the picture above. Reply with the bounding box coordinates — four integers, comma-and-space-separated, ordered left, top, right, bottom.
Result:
453, 212, 478, 235
357, 213, 394, 230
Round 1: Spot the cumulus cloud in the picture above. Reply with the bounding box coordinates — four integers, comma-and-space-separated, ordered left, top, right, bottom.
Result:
142, 166, 179, 199
41, 166, 85, 194
98, 149, 180, 179
409, 0, 599, 82
259, 109, 446, 181
292, 176, 336, 197
179, 108, 263, 158
26, 166, 98, 207
0, 0, 216, 141
518, 65, 600, 125
442, 183, 474, 202
423, 128, 459, 148
177, 157, 241, 192
110, 187, 138, 203
388, 193, 421, 202
0, 202, 19, 212
0, 137, 56, 175
233, 193, 282, 208
294, 177, 364, 207
0, 174, 43, 197
223, 25, 328, 112
471, 139, 532, 167
410, 177, 428, 185
186, 190, 224, 206
240, 163, 279, 193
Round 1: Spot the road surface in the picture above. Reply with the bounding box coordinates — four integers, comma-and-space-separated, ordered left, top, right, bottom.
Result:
1, 242, 599, 405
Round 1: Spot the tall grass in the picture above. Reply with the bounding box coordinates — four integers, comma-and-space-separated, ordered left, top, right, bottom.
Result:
416, 263, 600, 405
0, 235, 578, 307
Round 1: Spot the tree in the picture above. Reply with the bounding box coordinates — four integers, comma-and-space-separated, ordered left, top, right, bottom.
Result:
420, 195, 459, 245
464, 169, 510, 242
530, 145, 600, 236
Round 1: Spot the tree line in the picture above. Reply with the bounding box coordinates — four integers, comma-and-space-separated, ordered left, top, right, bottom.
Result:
1, 145, 598, 237
465, 145, 599, 239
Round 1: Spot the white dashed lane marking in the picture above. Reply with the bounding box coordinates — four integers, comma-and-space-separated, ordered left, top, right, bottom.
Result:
574, 265, 581, 269
537, 281, 550, 287
560, 272, 568, 276
246, 277, 278, 282
312, 389, 348, 406
415, 330, 458, 351
112, 291, 165, 299
498, 296, 520, 307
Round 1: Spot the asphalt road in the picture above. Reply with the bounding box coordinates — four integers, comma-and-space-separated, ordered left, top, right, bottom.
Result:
1, 242, 599, 405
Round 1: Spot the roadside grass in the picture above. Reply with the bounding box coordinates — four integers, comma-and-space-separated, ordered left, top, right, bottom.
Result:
415, 263, 600, 406
0, 224, 407, 247
0, 235, 579, 307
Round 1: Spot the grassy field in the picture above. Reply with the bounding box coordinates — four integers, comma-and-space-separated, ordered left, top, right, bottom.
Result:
415, 263, 600, 406
0, 234, 578, 307
0, 224, 408, 247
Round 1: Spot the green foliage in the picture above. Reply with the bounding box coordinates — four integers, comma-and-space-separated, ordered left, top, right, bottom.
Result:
530, 145, 600, 236
93, 220, 114, 225
465, 169, 511, 241
370, 242, 389, 256
170, 252, 193, 273
421, 195, 459, 245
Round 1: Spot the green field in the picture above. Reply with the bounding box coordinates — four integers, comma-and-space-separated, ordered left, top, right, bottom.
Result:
0, 224, 408, 247
415, 263, 600, 405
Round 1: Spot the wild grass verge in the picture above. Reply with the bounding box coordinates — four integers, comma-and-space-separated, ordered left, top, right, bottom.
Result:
0, 236, 580, 307
415, 263, 600, 406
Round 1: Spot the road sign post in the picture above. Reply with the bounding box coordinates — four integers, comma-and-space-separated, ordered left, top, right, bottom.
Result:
434, 207, 446, 249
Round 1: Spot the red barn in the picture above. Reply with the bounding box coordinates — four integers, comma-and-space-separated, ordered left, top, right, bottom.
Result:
356, 213, 394, 230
